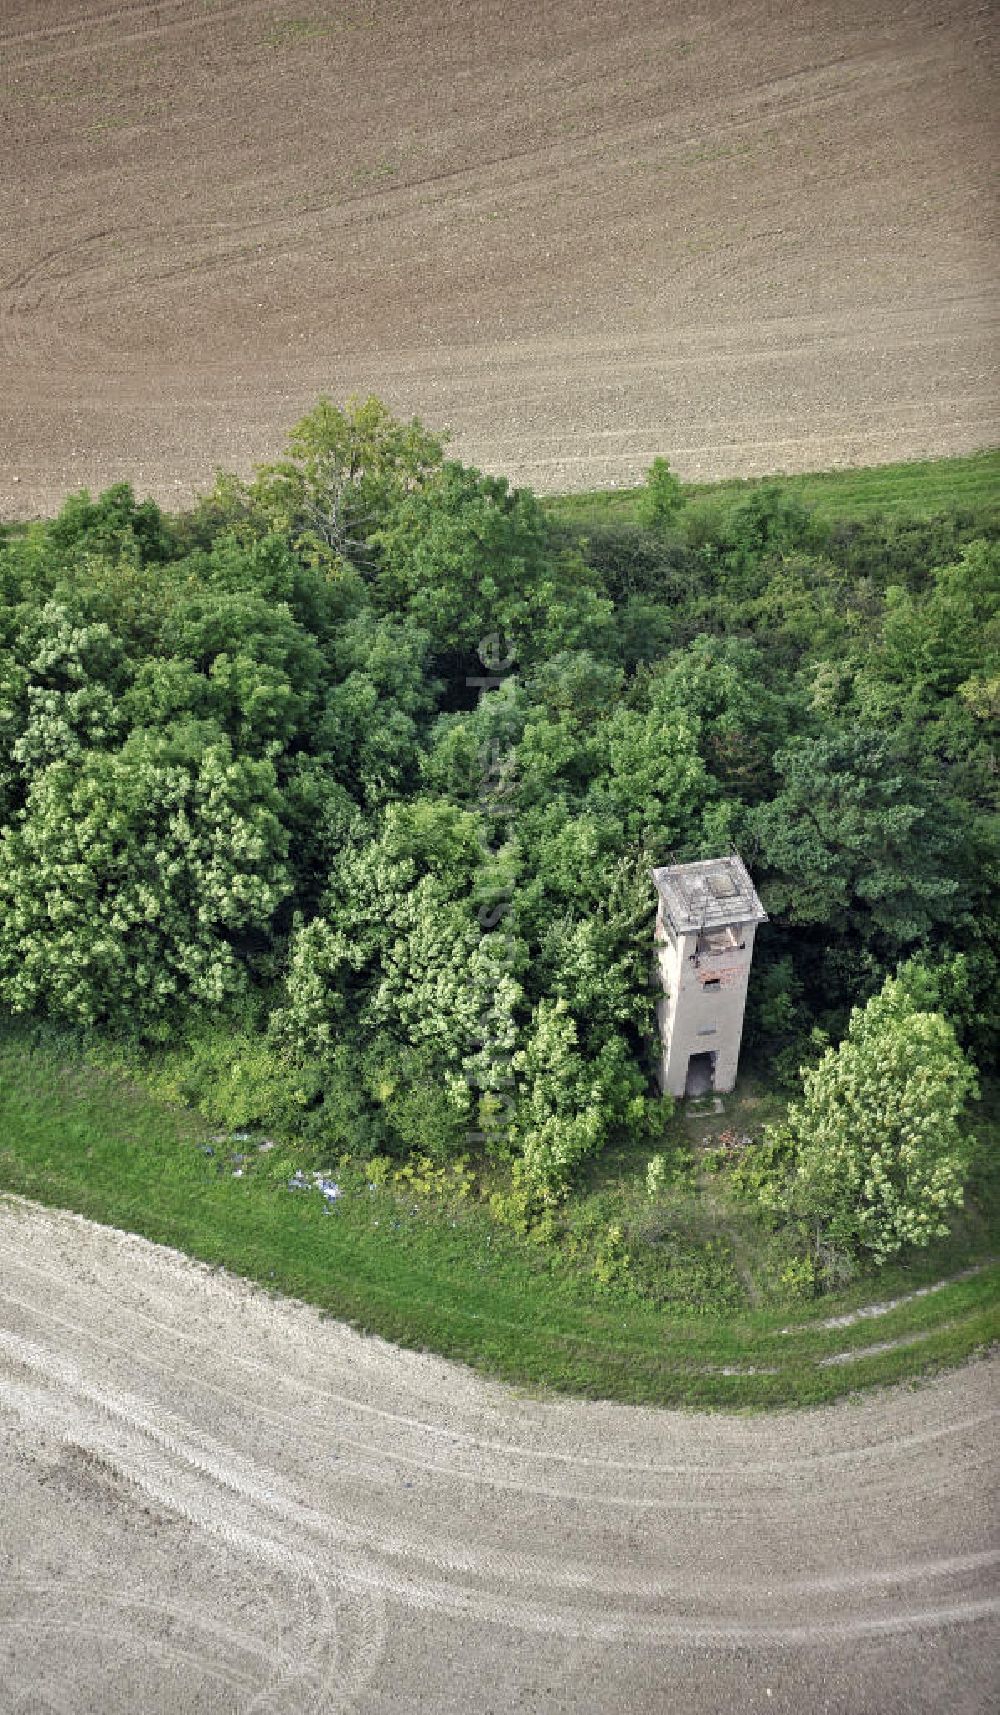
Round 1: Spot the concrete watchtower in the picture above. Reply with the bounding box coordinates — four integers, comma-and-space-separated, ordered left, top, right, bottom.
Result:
652, 852, 767, 1099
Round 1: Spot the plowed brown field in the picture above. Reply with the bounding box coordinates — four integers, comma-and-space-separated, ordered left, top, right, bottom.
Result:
1, 0, 997, 517
3, 1199, 998, 1713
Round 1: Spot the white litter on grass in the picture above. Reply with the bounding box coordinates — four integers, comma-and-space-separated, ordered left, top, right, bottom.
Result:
287, 1170, 342, 1204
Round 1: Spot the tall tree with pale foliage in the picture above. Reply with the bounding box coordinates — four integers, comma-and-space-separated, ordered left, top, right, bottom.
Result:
782, 975, 978, 1263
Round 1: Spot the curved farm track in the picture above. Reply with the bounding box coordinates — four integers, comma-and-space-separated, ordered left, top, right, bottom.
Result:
1, 1199, 997, 1712
1, 0, 997, 516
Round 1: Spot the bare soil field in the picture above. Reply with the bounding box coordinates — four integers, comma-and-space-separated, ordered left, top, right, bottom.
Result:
1, 1197, 998, 1713
0, 0, 997, 518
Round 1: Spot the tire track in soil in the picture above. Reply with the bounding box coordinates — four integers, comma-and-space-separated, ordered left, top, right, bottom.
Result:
4, 1249, 995, 1489
1, 0, 996, 513
0, 0, 264, 63
1, 1199, 998, 1711
2, 1345, 387, 1714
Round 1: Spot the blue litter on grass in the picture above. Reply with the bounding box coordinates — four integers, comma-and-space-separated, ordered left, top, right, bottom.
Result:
287, 1170, 343, 1206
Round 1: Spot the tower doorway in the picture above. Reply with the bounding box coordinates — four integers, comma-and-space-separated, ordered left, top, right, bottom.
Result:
685, 1051, 716, 1098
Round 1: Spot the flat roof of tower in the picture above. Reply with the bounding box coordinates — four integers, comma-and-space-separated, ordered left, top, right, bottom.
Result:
652, 852, 767, 935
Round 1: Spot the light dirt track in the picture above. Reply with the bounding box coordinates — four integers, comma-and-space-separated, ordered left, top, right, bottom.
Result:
1, 1198, 998, 1713
1, 0, 997, 518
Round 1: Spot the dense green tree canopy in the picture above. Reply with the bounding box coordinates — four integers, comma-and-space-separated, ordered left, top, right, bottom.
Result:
0, 400, 993, 1215
239, 394, 446, 567
0, 727, 290, 1033
780, 974, 978, 1262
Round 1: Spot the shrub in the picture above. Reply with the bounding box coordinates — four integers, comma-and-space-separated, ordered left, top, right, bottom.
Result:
593, 1223, 634, 1293
786, 975, 978, 1263
646, 1153, 669, 1199
510, 1000, 649, 1201
0, 729, 290, 1035
637, 457, 685, 531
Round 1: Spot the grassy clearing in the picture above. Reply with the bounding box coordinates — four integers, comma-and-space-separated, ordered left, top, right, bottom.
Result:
543, 448, 1000, 533
1, 1026, 995, 1411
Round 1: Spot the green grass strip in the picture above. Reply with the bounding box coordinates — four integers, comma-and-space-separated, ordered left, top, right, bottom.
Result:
0, 1032, 996, 1411
543, 448, 1000, 531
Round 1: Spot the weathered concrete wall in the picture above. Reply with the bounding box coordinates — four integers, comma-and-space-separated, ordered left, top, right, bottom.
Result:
655, 907, 759, 1098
